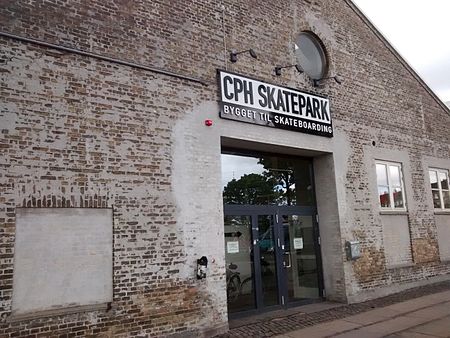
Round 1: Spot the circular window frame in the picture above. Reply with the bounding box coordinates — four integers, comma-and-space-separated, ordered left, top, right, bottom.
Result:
295, 31, 329, 80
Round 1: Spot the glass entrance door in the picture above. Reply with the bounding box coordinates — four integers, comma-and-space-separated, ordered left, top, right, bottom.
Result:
224, 206, 282, 315
280, 213, 321, 302
221, 150, 323, 316
224, 214, 256, 314
224, 205, 322, 316
257, 214, 279, 307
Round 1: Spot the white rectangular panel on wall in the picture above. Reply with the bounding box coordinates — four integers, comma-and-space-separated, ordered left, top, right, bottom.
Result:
436, 215, 450, 261
12, 208, 113, 315
381, 214, 412, 268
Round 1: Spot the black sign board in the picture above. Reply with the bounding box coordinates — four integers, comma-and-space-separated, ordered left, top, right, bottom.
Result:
218, 70, 333, 137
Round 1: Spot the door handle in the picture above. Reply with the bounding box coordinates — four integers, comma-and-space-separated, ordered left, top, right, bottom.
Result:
283, 252, 292, 268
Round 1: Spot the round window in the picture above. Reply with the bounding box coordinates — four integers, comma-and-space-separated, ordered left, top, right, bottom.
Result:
294, 32, 327, 80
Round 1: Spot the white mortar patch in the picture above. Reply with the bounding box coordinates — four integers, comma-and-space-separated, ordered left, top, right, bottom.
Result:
12, 208, 113, 315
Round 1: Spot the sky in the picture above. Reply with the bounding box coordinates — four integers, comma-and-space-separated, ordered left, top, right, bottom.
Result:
221, 154, 264, 188
352, 0, 450, 104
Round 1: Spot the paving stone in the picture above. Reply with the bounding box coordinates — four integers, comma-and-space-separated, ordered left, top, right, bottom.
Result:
387, 332, 436, 338
350, 315, 431, 335
408, 315, 450, 337
283, 320, 362, 337
404, 302, 450, 320
342, 307, 402, 325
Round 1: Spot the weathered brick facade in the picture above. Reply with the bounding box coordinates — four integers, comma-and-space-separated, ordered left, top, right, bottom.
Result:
1, 0, 449, 337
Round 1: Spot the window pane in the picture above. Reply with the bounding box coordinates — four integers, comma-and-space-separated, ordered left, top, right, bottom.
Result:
393, 187, 404, 208
221, 153, 314, 206
429, 170, 439, 189
295, 33, 327, 80
224, 215, 256, 313
258, 215, 279, 307
376, 164, 388, 186
389, 165, 401, 187
439, 172, 449, 190
432, 190, 442, 209
378, 186, 390, 207
444, 191, 450, 209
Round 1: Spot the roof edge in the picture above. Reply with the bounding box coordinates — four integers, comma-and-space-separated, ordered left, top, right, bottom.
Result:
344, 0, 450, 116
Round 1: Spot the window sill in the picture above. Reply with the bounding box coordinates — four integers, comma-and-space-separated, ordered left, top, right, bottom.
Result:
434, 210, 450, 215
379, 210, 408, 215
6, 302, 111, 322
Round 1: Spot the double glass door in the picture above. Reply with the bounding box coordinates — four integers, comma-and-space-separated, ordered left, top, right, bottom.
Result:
224, 205, 323, 316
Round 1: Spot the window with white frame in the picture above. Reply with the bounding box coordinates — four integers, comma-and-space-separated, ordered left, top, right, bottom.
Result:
375, 161, 406, 210
429, 168, 450, 210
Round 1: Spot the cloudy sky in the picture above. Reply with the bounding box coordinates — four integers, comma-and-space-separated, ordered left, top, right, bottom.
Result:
353, 0, 450, 104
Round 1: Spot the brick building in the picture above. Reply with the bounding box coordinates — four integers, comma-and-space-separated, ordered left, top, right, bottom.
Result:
1, 0, 449, 337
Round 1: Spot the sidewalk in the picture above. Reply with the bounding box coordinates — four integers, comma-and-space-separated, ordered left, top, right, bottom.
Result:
276, 290, 450, 337
217, 280, 450, 338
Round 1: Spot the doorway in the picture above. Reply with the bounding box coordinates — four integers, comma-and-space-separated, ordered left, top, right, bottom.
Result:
222, 151, 324, 316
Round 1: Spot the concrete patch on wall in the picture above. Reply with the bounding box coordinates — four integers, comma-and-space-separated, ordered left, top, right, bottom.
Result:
314, 152, 347, 302
12, 208, 113, 316
172, 100, 229, 329
436, 215, 450, 261
381, 214, 412, 267
0, 106, 17, 130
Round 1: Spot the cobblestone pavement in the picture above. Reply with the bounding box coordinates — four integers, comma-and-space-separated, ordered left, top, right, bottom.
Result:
215, 280, 450, 338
